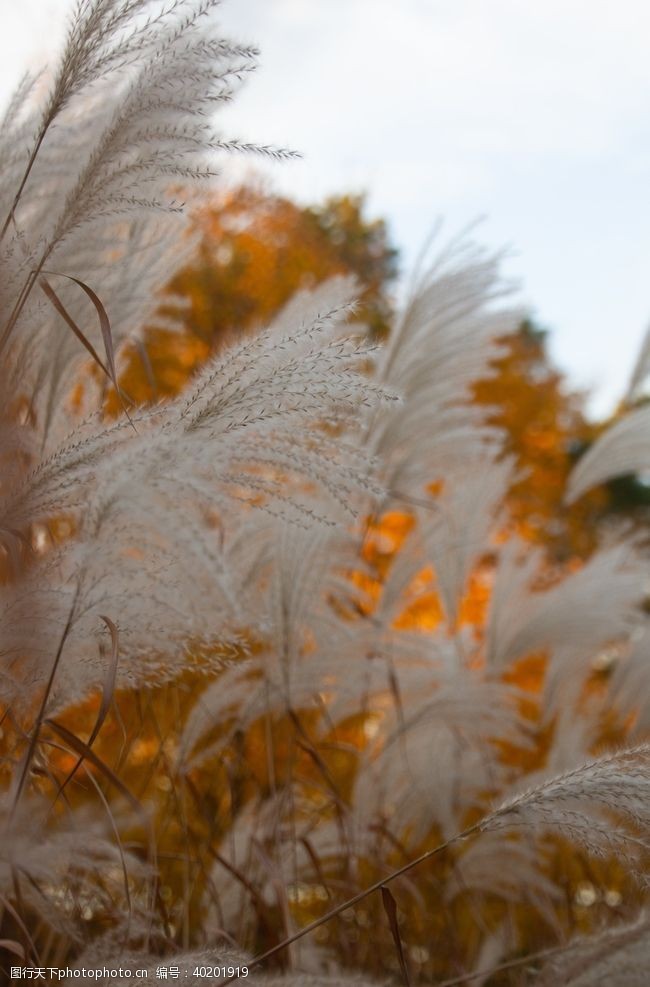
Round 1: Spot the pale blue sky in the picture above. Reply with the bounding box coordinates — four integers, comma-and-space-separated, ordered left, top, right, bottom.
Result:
4, 0, 650, 416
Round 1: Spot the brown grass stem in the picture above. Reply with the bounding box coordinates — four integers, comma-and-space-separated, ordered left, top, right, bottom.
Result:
221, 820, 484, 982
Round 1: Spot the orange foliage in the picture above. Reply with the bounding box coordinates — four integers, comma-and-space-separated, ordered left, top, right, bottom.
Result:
109, 186, 397, 412
473, 320, 610, 559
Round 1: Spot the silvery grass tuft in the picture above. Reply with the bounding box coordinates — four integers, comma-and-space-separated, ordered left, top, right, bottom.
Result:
1, 1, 650, 983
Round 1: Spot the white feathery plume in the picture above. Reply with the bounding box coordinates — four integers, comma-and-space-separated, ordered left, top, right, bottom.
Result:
444, 829, 561, 931
486, 540, 645, 712
179, 513, 375, 768
483, 743, 650, 867
0, 794, 149, 939
367, 236, 520, 499
1, 285, 390, 713
567, 403, 650, 502
0, 0, 292, 386
418, 451, 513, 623
537, 914, 650, 987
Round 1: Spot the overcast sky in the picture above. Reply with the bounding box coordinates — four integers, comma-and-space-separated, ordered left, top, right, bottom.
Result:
4, 0, 650, 415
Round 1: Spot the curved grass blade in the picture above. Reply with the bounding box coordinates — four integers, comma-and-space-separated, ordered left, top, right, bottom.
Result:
54, 615, 120, 800
381, 885, 411, 987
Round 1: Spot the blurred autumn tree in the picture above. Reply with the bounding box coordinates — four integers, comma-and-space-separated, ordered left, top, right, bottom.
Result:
114, 185, 398, 405
112, 182, 639, 561
472, 321, 610, 560
472, 323, 650, 560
